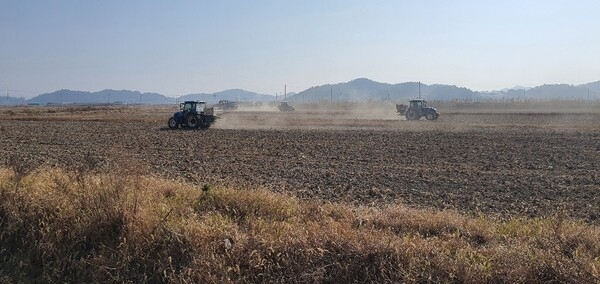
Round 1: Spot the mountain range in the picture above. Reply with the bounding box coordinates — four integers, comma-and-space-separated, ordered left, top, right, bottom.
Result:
26, 89, 169, 105
178, 89, 277, 103
2, 79, 599, 106
287, 78, 479, 102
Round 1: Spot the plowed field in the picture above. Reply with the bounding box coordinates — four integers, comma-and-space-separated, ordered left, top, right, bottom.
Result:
1, 104, 599, 223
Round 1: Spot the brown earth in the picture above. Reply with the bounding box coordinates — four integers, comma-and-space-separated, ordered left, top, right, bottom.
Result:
1, 103, 599, 223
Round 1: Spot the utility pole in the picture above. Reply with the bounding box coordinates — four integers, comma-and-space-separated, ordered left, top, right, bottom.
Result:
5, 89, 20, 105
284, 85, 287, 101
330, 87, 333, 102
418, 81, 421, 99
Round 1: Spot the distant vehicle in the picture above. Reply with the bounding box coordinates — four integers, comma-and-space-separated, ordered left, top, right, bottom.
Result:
168, 101, 217, 129
396, 99, 440, 121
215, 100, 238, 110
278, 101, 295, 112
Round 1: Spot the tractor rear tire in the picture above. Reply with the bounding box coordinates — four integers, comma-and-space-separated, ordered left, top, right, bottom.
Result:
405, 110, 419, 121
426, 113, 437, 121
186, 114, 200, 129
168, 117, 179, 129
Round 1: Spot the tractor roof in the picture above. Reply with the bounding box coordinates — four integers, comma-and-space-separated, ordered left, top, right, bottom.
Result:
409, 99, 426, 103
183, 101, 206, 104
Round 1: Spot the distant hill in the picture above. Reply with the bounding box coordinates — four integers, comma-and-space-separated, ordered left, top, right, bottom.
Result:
287, 78, 479, 102
179, 89, 275, 104
581, 81, 600, 94
523, 84, 590, 100
26, 89, 274, 105
485, 83, 600, 100
10, 79, 600, 106
500, 86, 531, 92
289, 78, 600, 102
28, 89, 173, 105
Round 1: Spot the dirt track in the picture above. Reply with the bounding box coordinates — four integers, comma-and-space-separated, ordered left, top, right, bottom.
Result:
1, 105, 599, 223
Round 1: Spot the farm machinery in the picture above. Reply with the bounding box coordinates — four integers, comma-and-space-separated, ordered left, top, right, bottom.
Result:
396, 99, 440, 121
215, 99, 238, 110
168, 101, 217, 129
278, 101, 295, 112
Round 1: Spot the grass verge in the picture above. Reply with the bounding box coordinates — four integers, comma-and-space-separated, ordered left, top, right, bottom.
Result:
0, 167, 598, 283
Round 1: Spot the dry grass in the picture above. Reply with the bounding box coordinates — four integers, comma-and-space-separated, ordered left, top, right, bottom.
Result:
0, 166, 599, 283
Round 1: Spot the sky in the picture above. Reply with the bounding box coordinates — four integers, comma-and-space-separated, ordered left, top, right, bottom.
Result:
1, 0, 599, 98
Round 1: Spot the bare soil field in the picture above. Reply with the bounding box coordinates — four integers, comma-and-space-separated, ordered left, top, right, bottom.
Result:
1, 103, 599, 223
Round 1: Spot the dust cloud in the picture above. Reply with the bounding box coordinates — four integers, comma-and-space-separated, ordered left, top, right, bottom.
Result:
212, 101, 403, 130
211, 100, 600, 131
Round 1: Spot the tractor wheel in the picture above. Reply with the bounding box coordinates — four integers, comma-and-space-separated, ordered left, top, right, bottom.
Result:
425, 113, 437, 121
168, 117, 179, 129
186, 114, 200, 129
405, 110, 419, 121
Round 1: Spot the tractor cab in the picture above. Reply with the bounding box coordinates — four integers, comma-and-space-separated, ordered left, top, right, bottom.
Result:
409, 99, 426, 108
180, 101, 207, 114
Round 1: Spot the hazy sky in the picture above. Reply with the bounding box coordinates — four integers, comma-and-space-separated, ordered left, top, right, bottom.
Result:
1, 0, 599, 98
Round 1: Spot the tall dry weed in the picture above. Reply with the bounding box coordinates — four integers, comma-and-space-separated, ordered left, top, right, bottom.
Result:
0, 167, 598, 283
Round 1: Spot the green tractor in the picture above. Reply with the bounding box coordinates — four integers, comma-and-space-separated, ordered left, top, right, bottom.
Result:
168, 101, 217, 129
